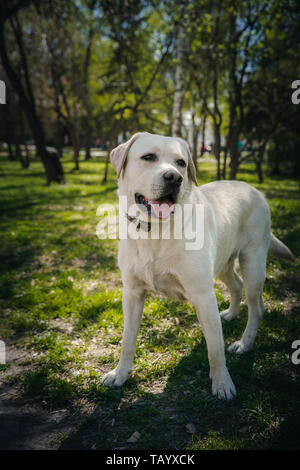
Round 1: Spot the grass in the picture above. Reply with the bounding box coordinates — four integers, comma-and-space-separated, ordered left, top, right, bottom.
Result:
0, 151, 299, 450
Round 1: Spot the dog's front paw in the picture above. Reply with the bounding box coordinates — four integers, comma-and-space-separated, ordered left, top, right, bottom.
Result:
220, 308, 237, 321
228, 340, 251, 354
101, 368, 130, 387
212, 369, 237, 400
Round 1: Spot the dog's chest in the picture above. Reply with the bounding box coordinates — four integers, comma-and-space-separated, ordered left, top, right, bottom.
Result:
133, 249, 186, 301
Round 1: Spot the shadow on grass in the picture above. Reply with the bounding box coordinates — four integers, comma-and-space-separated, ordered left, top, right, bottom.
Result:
14, 306, 295, 450
55, 332, 299, 450
1, 299, 299, 450
264, 189, 300, 200
0, 184, 118, 219
265, 264, 300, 300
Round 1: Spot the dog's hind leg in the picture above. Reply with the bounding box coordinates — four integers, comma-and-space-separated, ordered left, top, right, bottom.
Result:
228, 246, 266, 354
219, 258, 243, 321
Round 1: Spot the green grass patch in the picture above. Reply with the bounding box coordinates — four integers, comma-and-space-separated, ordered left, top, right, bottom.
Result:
0, 153, 299, 449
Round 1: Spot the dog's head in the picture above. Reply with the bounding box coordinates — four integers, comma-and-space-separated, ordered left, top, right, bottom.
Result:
110, 132, 198, 220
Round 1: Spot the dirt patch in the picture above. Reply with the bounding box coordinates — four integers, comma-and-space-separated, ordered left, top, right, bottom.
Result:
0, 343, 80, 450
0, 388, 78, 450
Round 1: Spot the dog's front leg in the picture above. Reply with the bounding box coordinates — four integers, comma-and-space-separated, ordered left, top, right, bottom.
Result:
191, 288, 237, 400
102, 282, 145, 387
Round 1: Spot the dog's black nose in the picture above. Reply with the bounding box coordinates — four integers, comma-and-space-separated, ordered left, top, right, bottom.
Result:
163, 170, 183, 185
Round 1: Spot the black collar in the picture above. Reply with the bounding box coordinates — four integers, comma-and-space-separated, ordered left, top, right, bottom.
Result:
126, 213, 151, 232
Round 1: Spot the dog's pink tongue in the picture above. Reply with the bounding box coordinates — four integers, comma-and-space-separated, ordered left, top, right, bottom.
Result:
149, 200, 174, 219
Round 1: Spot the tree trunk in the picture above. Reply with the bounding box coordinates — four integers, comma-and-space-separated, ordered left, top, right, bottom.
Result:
20, 111, 30, 168
200, 111, 207, 157
214, 123, 221, 180
0, 19, 65, 184
15, 141, 22, 166
83, 23, 94, 161
85, 145, 91, 161
103, 120, 122, 183
171, 23, 186, 137
227, 12, 239, 181
103, 137, 115, 184
69, 124, 80, 171
85, 127, 92, 161
15, 140, 28, 169
23, 142, 30, 168
229, 144, 239, 180
103, 147, 110, 184
228, 129, 240, 180
255, 159, 263, 184
7, 140, 14, 161
32, 117, 64, 182
255, 143, 266, 183
222, 146, 228, 179
191, 111, 199, 170
56, 123, 64, 159
230, 159, 238, 180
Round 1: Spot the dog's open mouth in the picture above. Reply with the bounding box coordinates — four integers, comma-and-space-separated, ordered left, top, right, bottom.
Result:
135, 193, 176, 219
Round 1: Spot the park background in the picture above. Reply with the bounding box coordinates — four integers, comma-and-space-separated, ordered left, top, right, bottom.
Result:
0, 0, 299, 450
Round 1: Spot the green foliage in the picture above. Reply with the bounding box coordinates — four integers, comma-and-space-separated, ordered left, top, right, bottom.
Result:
1, 0, 299, 184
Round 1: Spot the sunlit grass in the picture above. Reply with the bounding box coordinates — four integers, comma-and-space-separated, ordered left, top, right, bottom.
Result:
0, 152, 299, 449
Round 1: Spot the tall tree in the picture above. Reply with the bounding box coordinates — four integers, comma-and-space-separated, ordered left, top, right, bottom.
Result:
0, 0, 65, 184
81, 0, 97, 161
187, 0, 226, 179
100, 0, 172, 181
38, 0, 82, 171
171, 18, 187, 137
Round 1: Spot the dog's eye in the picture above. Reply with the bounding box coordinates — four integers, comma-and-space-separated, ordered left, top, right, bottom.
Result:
141, 153, 157, 162
176, 159, 186, 167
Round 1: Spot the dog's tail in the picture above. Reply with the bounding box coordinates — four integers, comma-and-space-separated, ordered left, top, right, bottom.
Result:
269, 233, 295, 262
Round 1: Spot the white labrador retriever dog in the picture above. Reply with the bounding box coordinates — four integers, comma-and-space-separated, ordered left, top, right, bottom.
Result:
101, 132, 294, 399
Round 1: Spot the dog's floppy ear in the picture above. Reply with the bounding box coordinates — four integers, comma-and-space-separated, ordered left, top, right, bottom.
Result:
110, 132, 142, 178
175, 137, 198, 186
